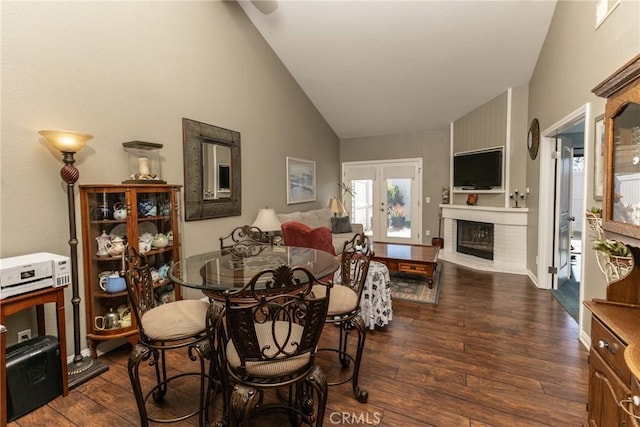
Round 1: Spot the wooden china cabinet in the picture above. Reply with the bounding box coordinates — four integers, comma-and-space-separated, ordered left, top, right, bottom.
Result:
79, 184, 182, 358
585, 54, 640, 427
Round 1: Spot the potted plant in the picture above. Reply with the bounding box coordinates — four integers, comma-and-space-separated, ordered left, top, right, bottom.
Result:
586, 207, 604, 235
338, 182, 355, 214
387, 183, 405, 208
587, 206, 602, 217
389, 205, 406, 228
593, 238, 633, 268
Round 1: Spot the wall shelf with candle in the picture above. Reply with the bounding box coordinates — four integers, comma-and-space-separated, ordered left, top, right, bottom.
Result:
122, 141, 166, 184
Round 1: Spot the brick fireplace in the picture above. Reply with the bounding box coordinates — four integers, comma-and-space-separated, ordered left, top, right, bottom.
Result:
439, 205, 528, 274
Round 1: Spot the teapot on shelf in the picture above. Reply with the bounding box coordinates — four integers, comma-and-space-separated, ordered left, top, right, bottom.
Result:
90, 204, 111, 220
158, 200, 172, 216
99, 273, 126, 293
107, 236, 125, 257
95, 308, 120, 330
139, 232, 154, 254
157, 263, 171, 279
112, 202, 127, 220
138, 199, 157, 217
152, 233, 169, 249
150, 268, 162, 283
96, 231, 110, 257
116, 305, 132, 328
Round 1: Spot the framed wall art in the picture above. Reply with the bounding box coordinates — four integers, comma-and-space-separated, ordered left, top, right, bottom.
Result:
286, 157, 316, 204
594, 114, 605, 201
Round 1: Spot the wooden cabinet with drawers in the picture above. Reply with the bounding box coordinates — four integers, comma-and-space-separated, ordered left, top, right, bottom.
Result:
585, 301, 640, 427
585, 310, 634, 426
587, 53, 640, 427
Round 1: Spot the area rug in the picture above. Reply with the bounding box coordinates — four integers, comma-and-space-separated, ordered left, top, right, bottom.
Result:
390, 264, 442, 304
551, 267, 579, 323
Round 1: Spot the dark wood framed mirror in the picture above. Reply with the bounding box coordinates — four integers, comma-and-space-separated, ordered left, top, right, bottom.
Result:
182, 118, 241, 221
593, 54, 640, 240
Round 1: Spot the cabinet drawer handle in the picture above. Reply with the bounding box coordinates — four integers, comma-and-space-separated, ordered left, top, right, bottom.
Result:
619, 397, 640, 420
598, 339, 616, 354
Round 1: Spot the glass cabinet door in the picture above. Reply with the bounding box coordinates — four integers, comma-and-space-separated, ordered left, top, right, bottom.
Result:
595, 54, 640, 241
81, 187, 133, 358
134, 188, 179, 304
610, 102, 640, 227
80, 184, 181, 358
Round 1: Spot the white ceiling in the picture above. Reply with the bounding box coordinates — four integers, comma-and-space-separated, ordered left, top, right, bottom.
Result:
238, 0, 557, 140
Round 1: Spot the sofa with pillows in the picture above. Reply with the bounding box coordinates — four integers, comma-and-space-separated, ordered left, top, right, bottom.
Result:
277, 207, 364, 255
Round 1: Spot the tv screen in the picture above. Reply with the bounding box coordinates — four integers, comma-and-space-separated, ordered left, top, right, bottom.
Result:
453, 148, 503, 189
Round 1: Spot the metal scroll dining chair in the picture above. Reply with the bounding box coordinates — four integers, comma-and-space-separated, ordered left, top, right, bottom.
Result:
207, 264, 333, 426
219, 225, 270, 256
123, 246, 212, 426
310, 233, 372, 403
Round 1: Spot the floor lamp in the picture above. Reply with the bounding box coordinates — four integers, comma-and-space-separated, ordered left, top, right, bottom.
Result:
39, 130, 108, 389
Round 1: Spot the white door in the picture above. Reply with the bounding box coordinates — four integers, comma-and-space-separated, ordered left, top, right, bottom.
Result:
553, 137, 574, 289
343, 160, 422, 244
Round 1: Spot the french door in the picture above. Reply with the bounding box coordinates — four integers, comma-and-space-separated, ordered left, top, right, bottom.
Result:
342, 159, 422, 244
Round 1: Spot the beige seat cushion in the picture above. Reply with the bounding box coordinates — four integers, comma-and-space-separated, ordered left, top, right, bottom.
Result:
141, 299, 209, 341
226, 321, 310, 377
312, 284, 358, 316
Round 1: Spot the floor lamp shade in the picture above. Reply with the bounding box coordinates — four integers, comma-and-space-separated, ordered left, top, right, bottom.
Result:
39, 130, 93, 153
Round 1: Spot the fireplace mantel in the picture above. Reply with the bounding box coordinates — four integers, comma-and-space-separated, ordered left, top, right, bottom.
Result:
439, 204, 528, 274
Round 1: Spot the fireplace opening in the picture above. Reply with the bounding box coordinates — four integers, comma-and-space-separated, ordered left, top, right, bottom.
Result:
457, 220, 494, 260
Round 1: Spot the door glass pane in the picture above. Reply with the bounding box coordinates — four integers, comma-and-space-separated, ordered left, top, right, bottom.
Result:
386, 178, 412, 239
350, 179, 373, 236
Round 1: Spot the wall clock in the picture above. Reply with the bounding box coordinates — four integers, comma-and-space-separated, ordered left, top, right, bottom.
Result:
527, 118, 540, 160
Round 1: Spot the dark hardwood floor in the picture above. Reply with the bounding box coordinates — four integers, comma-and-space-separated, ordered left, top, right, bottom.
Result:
8, 261, 588, 426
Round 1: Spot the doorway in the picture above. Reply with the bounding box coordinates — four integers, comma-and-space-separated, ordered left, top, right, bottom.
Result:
537, 104, 591, 325
550, 129, 584, 323
342, 159, 423, 244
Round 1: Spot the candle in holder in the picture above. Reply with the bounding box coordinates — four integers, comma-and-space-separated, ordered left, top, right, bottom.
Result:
138, 157, 150, 176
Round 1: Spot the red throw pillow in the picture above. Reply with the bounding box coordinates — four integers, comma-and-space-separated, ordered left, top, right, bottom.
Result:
281, 221, 336, 256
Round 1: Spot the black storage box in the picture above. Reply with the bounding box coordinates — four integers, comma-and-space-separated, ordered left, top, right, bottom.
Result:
5, 335, 62, 421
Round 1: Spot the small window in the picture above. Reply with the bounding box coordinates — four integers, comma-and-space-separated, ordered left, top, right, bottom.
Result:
595, 0, 620, 28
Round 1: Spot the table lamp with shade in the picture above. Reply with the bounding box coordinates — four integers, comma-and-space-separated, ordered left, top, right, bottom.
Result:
39, 129, 108, 388
252, 207, 281, 244
328, 197, 345, 217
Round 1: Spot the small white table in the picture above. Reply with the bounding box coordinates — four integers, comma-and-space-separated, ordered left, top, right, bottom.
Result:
334, 260, 393, 330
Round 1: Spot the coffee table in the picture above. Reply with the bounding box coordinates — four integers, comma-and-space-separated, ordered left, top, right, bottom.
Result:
371, 242, 439, 288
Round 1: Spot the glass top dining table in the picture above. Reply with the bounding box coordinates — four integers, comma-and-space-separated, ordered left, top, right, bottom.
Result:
168, 245, 340, 298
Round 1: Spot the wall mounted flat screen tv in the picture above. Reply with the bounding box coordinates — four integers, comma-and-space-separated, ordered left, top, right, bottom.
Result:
453, 148, 503, 189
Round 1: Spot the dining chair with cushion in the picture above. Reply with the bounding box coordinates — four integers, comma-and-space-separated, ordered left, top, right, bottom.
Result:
123, 246, 212, 427
208, 264, 333, 426
311, 233, 372, 403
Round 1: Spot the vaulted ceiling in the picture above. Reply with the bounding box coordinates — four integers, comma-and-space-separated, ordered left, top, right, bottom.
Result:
238, 0, 557, 139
